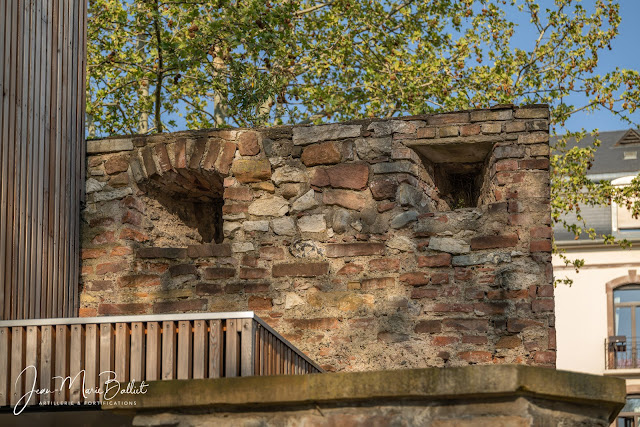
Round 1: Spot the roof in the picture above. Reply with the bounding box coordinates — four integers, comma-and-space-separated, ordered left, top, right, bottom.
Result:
551, 129, 640, 177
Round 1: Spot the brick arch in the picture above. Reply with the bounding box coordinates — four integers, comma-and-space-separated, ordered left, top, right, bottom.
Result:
606, 270, 639, 337
130, 135, 239, 201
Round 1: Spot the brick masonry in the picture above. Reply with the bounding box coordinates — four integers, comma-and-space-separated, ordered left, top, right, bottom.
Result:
80, 105, 554, 372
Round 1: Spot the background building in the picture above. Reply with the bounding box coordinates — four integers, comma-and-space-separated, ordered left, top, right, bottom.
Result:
553, 129, 640, 425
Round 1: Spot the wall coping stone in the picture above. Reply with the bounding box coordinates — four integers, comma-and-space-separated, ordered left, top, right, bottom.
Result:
104, 365, 624, 422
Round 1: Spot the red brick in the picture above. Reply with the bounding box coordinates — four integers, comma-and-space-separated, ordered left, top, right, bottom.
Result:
289, 317, 340, 330
368, 258, 400, 272
222, 203, 249, 215
98, 303, 148, 315
239, 268, 268, 280
508, 214, 527, 226
458, 351, 492, 364
533, 350, 556, 365
153, 299, 207, 313
154, 143, 172, 172
169, 264, 198, 277
549, 327, 556, 350
443, 318, 488, 332
137, 247, 187, 259
237, 132, 260, 156
118, 274, 161, 287
463, 336, 488, 345
301, 142, 342, 166
470, 234, 518, 250
310, 168, 330, 187
430, 272, 449, 285
187, 243, 232, 258
433, 303, 473, 313
507, 318, 543, 333
248, 296, 273, 311
361, 277, 395, 290
532, 299, 554, 313
495, 159, 518, 172
377, 331, 409, 343
519, 158, 549, 170
91, 230, 115, 245
474, 302, 508, 315
337, 263, 363, 275
496, 335, 521, 349
203, 267, 236, 280
323, 189, 368, 211
173, 139, 188, 168
224, 187, 253, 201
121, 195, 145, 213
460, 123, 481, 136
79, 307, 97, 317
417, 253, 451, 267
465, 289, 485, 300
244, 283, 270, 293
530, 240, 552, 252
86, 280, 113, 292
325, 163, 369, 190
95, 261, 128, 275
120, 228, 149, 242
81, 248, 106, 260
195, 283, 224, 295
121, 210, 141, 227
454, 268, 473, 281
399, 272, 428, 286
326, 243, 385, 258
216, 142, 237, 174
537, 285, 554, 297
433, 336, 459, 346
259, 246, 285, 260
411, 288, 438, 299
369, 176, 398, 200
414, 320, 441, 333
530, 226, 552, 239
89, 216, 115, 228
241, 255, 258, 267
104, 155, 129, 175
272, 262, 329, 277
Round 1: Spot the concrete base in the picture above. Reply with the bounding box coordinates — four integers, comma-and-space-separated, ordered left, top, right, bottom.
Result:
104, 365, 625, 426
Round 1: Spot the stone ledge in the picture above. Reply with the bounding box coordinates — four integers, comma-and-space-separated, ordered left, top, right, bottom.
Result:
104, 365, 625, 421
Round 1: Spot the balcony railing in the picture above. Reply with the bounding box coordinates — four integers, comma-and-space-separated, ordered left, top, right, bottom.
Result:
605, 336, 640, 370
0, 311, 322, 408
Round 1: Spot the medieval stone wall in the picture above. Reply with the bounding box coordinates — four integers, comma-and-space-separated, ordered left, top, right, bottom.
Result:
80, 105, 554, 372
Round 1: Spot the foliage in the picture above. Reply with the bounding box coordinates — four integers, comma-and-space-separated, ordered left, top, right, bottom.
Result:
87, 0, 640, 283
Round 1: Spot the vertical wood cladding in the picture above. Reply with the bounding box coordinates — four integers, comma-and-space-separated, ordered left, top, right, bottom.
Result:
0, 0, 87, 319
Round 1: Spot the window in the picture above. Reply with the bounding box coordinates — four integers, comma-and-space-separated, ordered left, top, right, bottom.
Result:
612, 177, 640, 232
613, 286, 640, 368
618, 397, 640, 426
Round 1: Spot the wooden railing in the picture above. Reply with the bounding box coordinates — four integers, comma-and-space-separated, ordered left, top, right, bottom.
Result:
0, 311, 322, 408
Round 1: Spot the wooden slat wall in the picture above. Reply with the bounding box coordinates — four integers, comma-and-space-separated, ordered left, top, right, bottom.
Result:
0, 0, 87, 320
0, 316, 321, 408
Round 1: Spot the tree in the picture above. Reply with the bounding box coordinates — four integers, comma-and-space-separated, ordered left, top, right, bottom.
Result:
87, 0, 640, 281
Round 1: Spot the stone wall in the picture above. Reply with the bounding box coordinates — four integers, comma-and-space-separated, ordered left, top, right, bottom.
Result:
80, 105, 554, 372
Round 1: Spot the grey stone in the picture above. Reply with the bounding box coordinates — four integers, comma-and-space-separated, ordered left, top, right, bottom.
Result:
332, 209, 351, 233
231, 242, 254, 253
396, 183, 423, 207
272, 165, 308, 185
87, 138, 134, 154
297, 214, 326, 233
93, 187, 133, 202
86, 178, 105, 194
367, 120, 424, 137
271, 217, 296, 236
386, 236, 416, 252
390, 211, 418, 229
289, 240, 325, 258
291, 190, 319, 212
243, 220, 270, 232
372, 161, 420, 176
248, 196, 289, 217
355, 137, 392, 161
452, 252, 512, 266
494, 145, 526, 159
293, 124, 361, 145
223, 222, 241, 235
428, 237, 470, 254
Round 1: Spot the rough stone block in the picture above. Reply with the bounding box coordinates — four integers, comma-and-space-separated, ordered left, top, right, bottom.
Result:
301, 142, 342, 166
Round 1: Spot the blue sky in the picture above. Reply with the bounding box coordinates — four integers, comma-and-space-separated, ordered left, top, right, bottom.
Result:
560, 1, 640, 132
